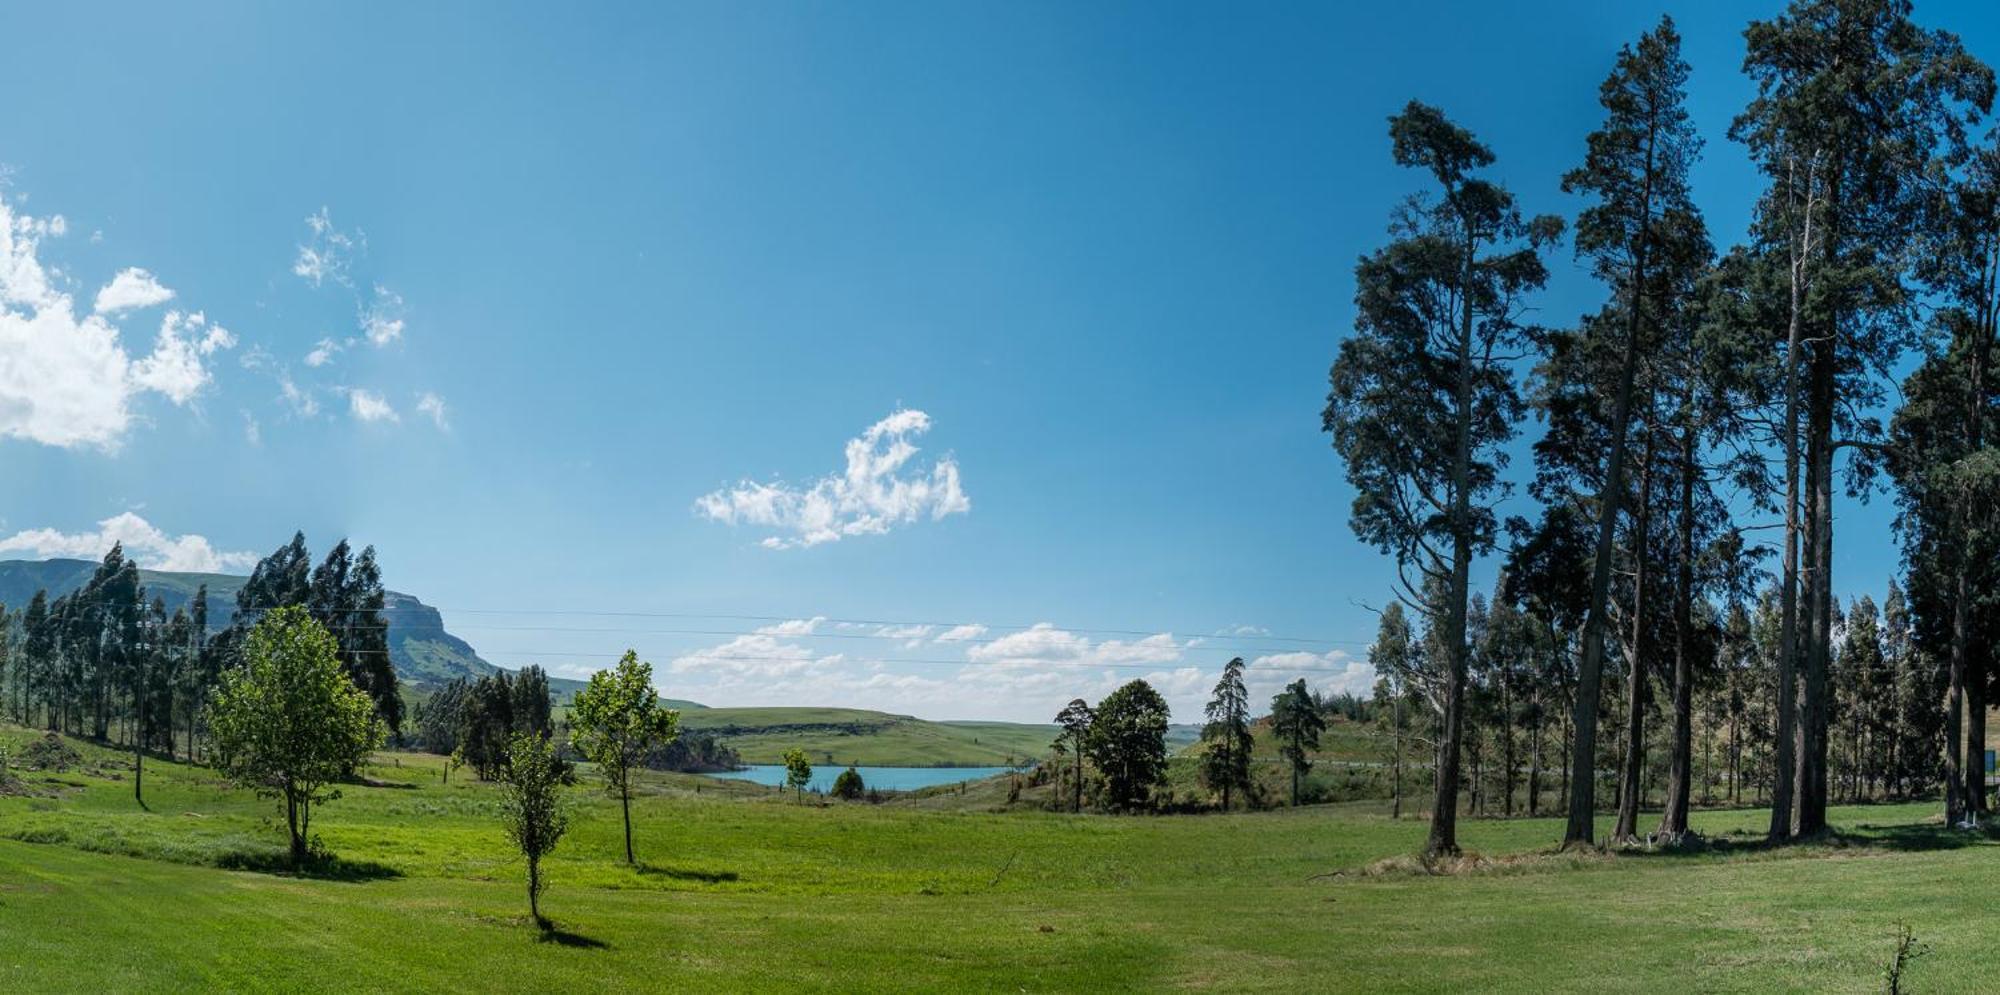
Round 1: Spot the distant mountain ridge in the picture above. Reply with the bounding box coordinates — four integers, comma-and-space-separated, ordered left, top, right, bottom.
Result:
0, 558, 503, 690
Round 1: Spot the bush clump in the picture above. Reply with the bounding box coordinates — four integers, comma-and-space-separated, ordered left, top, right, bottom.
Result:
20, 733, 83, 773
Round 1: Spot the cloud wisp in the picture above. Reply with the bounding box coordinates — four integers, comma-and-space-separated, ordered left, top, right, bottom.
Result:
695, 408, 970, 549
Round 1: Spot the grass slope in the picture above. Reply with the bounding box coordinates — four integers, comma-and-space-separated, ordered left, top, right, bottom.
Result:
677, 707, 1055, 766
0, 724, 1993, 992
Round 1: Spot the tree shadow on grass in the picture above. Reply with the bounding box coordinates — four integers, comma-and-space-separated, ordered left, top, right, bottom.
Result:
1840, 822, 2000, 853
1604, 822, 1998, 861
636, 862, 739, 884
535, 922, 611, 949
213, 849, 403, 882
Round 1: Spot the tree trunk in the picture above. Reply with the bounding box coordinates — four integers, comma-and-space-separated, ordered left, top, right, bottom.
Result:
1794, 334, 1835, 838
621, 785, 635, 864
1963, 289, 1991, 822
1528, 681, 1544, 817
1968, 671, 1987, 819
1659, 381, 1698, 838
1614, 429, 1657, 843
1392, 694, 1404, 820
529, 855, 542, 926
1500, 662, 1516, 817
1426, 224, 1480, 861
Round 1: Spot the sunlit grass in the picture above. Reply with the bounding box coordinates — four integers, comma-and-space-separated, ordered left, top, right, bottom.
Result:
0, 724, 1986, 992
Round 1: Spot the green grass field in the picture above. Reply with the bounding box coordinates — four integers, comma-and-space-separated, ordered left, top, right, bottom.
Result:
674, 707, 1056, 766
0, 724, 1989, 992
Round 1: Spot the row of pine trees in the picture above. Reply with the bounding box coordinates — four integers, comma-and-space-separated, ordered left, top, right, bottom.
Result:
0, 535, 404, 771
1327, 2, 2000, 856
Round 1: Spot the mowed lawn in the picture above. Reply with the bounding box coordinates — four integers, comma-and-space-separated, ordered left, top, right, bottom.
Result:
0, 729, 1990, 993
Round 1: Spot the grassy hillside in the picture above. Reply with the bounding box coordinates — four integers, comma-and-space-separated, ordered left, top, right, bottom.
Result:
0, 723, 1993, 991
677, 707, 1055, 766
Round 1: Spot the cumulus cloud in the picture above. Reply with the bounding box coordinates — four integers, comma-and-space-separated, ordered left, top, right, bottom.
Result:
695, 408, 970, 549
128, 311, 237, 405
0, 199, 234, 449
0, 512, 258, 573
967, 623, 1185, 670
670, 632, 838, 681
347, 387, 397, 423
415, 391, 448, 429
93, 268, 175, 315
1244, 650, 1375, 700
293, 207, 359, 288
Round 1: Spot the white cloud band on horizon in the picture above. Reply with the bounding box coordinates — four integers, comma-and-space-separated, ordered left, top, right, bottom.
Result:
0, 512, 258, 573
695, 407, 969, 549
650, 616, 1375, 724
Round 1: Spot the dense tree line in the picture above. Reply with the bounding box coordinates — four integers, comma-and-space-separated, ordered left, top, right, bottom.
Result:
0, 533, 407, 778
1325, 2, 2000, 855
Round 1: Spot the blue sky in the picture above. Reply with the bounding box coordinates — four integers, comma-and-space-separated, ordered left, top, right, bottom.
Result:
1, 1, 1994, 723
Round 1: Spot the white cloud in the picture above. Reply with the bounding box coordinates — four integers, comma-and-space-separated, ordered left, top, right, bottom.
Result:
347, 387, 397, 423
293, 207, 359, 288
305, 338, 340, 367
670, 633, 837, 681
695, 407, 970, 549
935, 623, 988, 643
93, 268, 175, 316
0, 512, 257, 573
756, 616, 825, 637
1244, 650, 1375, 701
241, 410, 261, 445
0, 199, 233, 449
652, 614, 1371, 723
967, 623, 1185, 670
361, 284, 403, 346
128, 311, 236, 405
415, 391, 448, 429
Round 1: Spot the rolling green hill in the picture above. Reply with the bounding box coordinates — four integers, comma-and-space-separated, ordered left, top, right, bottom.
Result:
677, 707, 1056, 766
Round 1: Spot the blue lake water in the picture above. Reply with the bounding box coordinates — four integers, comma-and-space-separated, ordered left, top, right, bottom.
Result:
701, 765, 1014, 793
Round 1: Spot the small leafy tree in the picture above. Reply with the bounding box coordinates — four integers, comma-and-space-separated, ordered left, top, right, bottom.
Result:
1271, 679, 1326, 806
783, 747, 813, 801
1086, 680, 1170, 810
207, 606, 382, 865
569, 650, 679, 864
831, 766, 865, 800
501, 732, 571, 929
